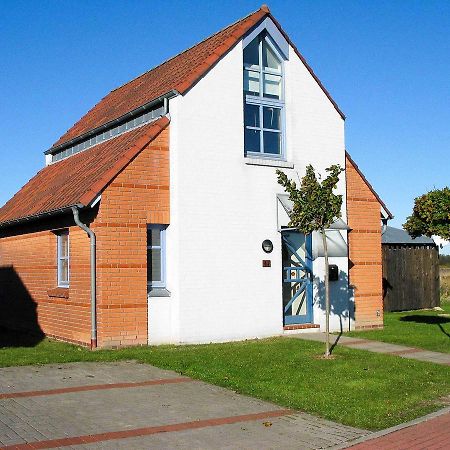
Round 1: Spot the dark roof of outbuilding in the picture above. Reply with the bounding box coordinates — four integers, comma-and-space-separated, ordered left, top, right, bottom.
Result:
382, 226, 436, 245
0, 117, 169, 227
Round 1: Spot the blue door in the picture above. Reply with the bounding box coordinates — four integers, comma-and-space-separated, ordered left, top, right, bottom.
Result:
282, 231, 313, 325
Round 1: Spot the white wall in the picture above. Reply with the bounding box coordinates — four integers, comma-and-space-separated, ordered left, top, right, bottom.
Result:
148, 20, 350, 344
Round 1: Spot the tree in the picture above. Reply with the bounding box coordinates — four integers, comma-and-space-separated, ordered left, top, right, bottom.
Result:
404, 187, 450, 241
277, 164, 344, 358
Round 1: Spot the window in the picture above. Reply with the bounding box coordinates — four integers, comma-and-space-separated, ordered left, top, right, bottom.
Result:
147, 225, 166, 289
57, 231, 69, 287
244, 32, 285, 158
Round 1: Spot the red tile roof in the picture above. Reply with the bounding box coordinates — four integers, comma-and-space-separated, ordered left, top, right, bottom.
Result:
51, 5, 344, 149
51, 8, 268, 149
0, 117, 169, 226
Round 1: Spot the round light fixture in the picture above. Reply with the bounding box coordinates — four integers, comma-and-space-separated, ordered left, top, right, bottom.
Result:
262, 239, 273, 253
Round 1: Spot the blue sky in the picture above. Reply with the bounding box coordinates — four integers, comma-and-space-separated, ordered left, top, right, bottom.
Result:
1, 1, 449, 250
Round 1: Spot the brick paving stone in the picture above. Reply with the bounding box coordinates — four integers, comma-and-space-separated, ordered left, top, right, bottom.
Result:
345, 411, 450, 450
67, 413, 366, 450
0, 361, 181, 395
0, 362, 368, 449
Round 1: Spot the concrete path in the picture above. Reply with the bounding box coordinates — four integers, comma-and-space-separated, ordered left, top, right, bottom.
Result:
288, 332, 450, 365
0, 361, 367, 449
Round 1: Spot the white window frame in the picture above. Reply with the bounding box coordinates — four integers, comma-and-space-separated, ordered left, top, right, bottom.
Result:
244, 32, 286, 159
57, 231, 69, 288
147, 225, 167, 289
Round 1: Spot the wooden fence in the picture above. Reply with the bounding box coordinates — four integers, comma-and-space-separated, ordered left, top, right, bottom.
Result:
382, 244, 440, 312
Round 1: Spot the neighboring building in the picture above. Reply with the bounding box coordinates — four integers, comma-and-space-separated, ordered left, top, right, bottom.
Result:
0, 6, 392, 348
382, 226, 439, 311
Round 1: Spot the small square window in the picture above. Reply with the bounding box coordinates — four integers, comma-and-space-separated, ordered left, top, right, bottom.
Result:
263, 73, 282, 100
263, 42, 282, 73
263, 107, 281, 130
244, 70, 260, 96
245, 128, 261, 153
243, 37, 259, 67
263, 131, 281, 155
245, 104, 260, 128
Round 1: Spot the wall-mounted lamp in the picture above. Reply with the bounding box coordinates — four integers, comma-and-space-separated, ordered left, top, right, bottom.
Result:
262, 239, 273, 253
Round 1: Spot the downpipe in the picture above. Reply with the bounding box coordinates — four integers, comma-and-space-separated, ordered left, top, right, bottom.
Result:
71, 206, 97, 349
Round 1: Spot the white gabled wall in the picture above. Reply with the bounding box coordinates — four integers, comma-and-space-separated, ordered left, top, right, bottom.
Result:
149, 21, 352, 344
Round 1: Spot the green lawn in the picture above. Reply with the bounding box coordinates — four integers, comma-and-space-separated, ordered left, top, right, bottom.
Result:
1, 330, 449, 430
346, 302, 450, 354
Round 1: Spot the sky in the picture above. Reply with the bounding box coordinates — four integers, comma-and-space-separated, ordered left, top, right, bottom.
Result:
0, 0, 449, 251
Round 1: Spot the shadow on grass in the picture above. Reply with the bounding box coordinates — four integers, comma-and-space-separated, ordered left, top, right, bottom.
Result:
400, 315, 450, 338
0, 326, 44, 348
400, 315, 450, 325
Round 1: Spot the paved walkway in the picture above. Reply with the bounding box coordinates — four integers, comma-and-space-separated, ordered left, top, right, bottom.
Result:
0, 361, 367, 449
336, 407, 450, 450
288, 332, 450, 365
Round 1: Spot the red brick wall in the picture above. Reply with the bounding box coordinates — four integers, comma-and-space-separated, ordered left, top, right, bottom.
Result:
346, 155, 384, 329
93, 127, 170, 347
0, 223, 91, 345
0, 126, 169, 347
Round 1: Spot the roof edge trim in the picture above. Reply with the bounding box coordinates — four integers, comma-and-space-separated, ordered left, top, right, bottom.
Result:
346, 150, 394, 219
267, 12, 346, 120
0, 203, 83, 229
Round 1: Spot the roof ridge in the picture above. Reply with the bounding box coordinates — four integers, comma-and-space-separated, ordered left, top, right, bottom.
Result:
108, 7, 265, 95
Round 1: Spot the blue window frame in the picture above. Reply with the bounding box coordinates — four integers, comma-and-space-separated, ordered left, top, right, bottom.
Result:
244, 32, 285, 158
147, 225, 166, 289
57, 230, 69, 288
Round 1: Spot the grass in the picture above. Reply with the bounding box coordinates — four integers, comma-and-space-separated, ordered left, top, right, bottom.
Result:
346, 301, 450, 354
1, 331, 449, 430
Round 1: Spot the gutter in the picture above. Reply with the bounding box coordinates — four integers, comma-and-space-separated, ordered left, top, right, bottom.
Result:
71, 206, 97, 349
46, 90, 178, 155
0, 204, 83, 229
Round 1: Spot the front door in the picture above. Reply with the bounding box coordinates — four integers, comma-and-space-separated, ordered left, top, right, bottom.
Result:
282, 231, 313, 325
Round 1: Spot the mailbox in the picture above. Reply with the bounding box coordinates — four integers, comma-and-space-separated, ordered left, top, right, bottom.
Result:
328, 264, 339, 281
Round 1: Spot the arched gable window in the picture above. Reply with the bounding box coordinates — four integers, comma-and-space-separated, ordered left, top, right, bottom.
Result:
244, 32, 285, 158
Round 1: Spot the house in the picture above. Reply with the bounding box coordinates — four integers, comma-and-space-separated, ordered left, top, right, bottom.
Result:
382, 226, 439, 311
0, 6, 392, 348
